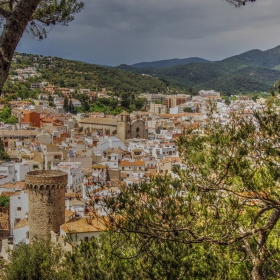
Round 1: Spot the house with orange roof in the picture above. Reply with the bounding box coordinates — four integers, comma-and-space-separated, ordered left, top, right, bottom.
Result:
119, 160, 145, 179
20, 110, 40, 127
60, 216, 108, 245
56, 87, 71, 95
10, 209, 78, 248
43, 84, 56, 94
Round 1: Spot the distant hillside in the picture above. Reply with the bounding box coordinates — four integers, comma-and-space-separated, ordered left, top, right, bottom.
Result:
11, 45, 280, 95
118, 45, 280, 94
130, 57, 210, 69
10, 54, 173, 94
197, 67, 280, 93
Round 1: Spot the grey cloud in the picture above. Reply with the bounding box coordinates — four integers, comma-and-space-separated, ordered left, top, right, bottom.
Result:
16, 0, 280, 66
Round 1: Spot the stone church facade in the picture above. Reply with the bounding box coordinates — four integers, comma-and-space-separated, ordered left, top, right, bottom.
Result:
79, 111, 148, 142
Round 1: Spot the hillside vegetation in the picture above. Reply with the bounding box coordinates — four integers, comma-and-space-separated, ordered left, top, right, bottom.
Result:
11, 45, 280, 95
130, 57, 210, 69
117, 45, 280, 94
10, 54, 176, 94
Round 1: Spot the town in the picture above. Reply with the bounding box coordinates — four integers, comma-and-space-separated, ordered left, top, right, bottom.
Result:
0, 0, 278, 278
0, 59, 269, 257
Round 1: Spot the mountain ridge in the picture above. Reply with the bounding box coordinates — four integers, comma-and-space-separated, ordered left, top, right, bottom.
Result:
116, 45, 280, 94
130, 57, 210, 69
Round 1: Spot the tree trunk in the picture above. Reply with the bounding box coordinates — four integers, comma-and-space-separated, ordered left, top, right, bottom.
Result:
0, 0, 41, 93
251, 261, 264, 280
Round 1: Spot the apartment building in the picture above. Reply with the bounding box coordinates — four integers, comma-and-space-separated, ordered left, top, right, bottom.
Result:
165, 94, 191, 108
149, 102, 167, 114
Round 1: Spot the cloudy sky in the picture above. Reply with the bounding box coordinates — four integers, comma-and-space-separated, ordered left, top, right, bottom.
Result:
16, 0, 280, 66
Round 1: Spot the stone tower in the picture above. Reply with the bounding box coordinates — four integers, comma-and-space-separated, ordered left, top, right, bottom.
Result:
25, 170, 67, 241
117, 111, 130, 142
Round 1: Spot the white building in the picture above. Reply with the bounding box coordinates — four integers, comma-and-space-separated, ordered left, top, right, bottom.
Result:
101, 151, 122, 170
94, 136, 126, 155
9, 191, 29, 245
51, 162, 84, 192
0, 161, 33, 185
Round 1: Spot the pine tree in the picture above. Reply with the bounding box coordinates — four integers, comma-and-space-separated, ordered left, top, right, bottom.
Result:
0, 0, 83, 94
83, 101, 90, 112
69, 100, 73, 113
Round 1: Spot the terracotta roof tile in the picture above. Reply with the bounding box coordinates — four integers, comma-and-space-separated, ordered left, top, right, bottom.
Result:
61, 217, 107, 233
119, 160, 145, 166
14, 218, 29, 230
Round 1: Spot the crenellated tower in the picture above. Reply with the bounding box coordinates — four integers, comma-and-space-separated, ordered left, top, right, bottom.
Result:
25, 170, 67, 241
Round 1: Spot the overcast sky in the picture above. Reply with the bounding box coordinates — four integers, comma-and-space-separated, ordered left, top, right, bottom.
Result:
16, 0, 280, 66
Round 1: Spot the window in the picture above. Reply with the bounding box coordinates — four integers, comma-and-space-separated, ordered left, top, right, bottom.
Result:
84, 237, 89, 242
17, 207, 21, 211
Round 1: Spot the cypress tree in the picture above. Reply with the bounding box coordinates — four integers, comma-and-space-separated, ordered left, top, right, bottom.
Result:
63, 97, 69, 112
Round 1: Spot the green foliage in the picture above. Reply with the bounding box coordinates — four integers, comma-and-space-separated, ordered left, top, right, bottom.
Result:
1, 239, 64, 280
130, 57, 210, 69
0, 106, 17, 124
120, 46, 280, 94
87, 97, 124, 115
69, 100, 77, 114
2, 80, 38, 100
183, 107, 193, 112
9, 53, 172, 95
102, 100, 280, 279
0, 138, 10, 161
63, 96, 69, 112
2, 233, 252, 280
0, 195, 9, 208
0, 0, 84, 40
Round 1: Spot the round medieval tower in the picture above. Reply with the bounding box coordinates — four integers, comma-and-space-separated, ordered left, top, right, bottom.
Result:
25, 170, 67, 241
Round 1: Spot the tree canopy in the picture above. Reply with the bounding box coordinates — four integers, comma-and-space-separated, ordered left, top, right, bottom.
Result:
0, 195, 9, 208
4, 98, 280, 279
101, 97, 280, 280
0, 0, 83, 93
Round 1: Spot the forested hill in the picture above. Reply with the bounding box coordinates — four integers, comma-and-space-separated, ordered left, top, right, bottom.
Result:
11, 45, 280, 95
10, 54, 174, 94
130, 57, 210, 69
117, 45, 280, 94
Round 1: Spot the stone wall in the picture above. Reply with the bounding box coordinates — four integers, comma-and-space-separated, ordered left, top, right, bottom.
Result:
117, 121, 128, 142
130, 120, 148, 139
25, 170, 67, 241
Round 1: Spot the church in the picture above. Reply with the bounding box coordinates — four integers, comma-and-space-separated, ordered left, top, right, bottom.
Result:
79, 111, 148, 142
